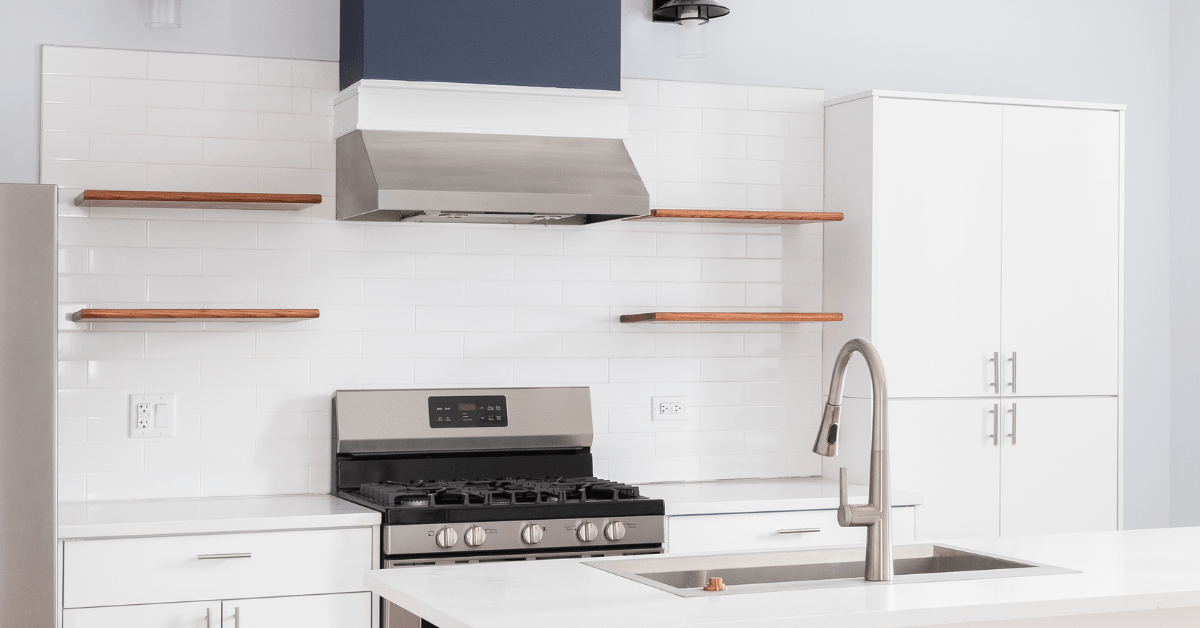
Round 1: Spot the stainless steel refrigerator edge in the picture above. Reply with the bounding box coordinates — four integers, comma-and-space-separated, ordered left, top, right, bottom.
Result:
0, 184, 57, 626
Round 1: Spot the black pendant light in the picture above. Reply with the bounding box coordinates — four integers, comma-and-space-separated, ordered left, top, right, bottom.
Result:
652, 0, 731, 25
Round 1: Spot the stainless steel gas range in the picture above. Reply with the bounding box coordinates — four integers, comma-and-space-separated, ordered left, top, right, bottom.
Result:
332, 386, 665, 628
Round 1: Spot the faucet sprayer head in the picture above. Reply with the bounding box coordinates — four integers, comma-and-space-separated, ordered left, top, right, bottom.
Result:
813, 402, 841, 457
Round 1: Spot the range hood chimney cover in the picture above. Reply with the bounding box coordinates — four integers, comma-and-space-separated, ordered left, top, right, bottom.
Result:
336, 130, 649, 224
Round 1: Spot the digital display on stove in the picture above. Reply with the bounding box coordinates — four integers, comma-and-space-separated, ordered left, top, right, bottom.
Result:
429, 395, 508, 428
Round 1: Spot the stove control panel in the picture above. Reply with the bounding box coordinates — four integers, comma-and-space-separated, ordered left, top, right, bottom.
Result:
428, 395, 508, 428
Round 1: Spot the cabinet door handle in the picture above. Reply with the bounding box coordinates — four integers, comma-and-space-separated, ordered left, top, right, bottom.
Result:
1007, 404, 1017, 445
1008, 352, 1017, 393
989, 404, 999, 445
197, 553, 251, 560
777, 528, 821, 534
235, 607, 241, 628
990, 352, 1000, 392
206, 608, 212, 628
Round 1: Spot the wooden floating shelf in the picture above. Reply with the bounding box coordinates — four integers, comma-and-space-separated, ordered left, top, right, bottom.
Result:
73, 309, 320, 323
629, 209, 844, 224
620, 312, 844, 323
75, 190, 322, 211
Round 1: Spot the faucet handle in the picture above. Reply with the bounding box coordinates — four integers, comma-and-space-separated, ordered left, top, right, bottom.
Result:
837, 467, 853, 527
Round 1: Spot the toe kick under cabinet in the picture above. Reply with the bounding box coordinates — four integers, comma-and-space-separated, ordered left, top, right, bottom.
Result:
61, 528, 373, 628
823, 91, 1124, 539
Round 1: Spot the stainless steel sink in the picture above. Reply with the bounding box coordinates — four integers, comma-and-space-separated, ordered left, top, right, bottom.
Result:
584, 544, 1076, 597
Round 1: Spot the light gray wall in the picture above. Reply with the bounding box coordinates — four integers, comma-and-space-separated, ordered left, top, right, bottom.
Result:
1170, 0, 1200, 527
622, 0, 1173, 529
0, 0, 339, 185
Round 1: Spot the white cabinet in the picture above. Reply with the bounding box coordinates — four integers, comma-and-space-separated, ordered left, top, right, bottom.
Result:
824, 91, 1124, 540
890, 397, 1118, 540
63, 601, 219, 628
220, 593, 371, 628
825, 92, 1122, 400
62, 593, 370, 628
62, 528, 374, 628
666, 507, 915, 555
999, 105, 1121, 397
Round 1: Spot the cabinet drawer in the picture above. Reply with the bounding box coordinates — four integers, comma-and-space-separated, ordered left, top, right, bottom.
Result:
667, 507, 915, 555
63, 527, 372, 609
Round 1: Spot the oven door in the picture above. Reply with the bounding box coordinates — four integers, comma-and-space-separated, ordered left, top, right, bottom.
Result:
381, 547, 663, 628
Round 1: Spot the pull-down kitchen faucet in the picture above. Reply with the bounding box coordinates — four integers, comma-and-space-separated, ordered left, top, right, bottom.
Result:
813, 337, 893, 581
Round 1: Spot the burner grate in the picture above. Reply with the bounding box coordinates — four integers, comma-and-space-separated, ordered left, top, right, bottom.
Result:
355, 477, 644, 508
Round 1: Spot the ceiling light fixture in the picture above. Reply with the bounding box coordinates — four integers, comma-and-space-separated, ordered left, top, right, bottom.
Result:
144, 0, 182, 29
652, 0, 730, 59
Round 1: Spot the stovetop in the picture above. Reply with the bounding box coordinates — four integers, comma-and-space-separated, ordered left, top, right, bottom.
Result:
340, 475, 665, 525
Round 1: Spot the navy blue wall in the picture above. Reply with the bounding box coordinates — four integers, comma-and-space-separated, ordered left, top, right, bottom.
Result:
340, 0, 621, 91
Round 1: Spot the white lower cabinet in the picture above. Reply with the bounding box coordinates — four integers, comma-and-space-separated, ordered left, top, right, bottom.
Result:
62, 593, 369, 628
220, 592, 371, 628
63, 600, 219, 628
666, 507, 915, 555
62, 528, 374, 628
891, 397, 1118, 540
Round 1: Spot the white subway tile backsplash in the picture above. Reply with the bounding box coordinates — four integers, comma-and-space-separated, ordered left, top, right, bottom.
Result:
258, 113, 334, 142
90, 247, 202, 275
204, 83, 293, 113
149, 51, 258, 83
42, 75, 90, 104
88, 359, 200, 387
42, 131, 90, 160
146, 164, 259, 193
203, 138, 311, 168
416, 306, 514, 332
43, 103, 147, 134
204, 249, 311, 277
148, 276, 257, 303
42, 159, 147, 191
148, 108, 258, 139
45, 51, 825, 500
747, 86, 823, 114
44, 46, 147, 78
259, 222, 363, 251
91, 78, 204, 109
465, 333, 561, 358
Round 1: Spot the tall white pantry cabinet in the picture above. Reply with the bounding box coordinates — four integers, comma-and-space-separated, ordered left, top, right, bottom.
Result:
822, 91, 1123, 541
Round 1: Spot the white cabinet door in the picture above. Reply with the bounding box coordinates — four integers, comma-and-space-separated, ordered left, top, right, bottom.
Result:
1000, 105, 1121, 397
63, 601, 219, 628
874, 98, 1003, 398
889, 398, 1001, 541
999, 397, 1119, 536
222, 593, 371, 628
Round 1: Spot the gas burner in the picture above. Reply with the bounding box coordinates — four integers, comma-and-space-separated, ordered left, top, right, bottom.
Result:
354, 476, 646, 509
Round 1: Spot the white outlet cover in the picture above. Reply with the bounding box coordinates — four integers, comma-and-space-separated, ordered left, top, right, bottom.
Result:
651, 396, 688, 422
130, 394, 176, 438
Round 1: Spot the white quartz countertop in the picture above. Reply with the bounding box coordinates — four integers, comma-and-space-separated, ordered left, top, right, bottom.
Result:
640, 477, 922, 516
366, 527, 1200, 628
58, 494, 379, 539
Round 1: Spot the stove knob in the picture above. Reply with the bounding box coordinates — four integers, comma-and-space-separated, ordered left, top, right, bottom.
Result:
577, 521, 599, 543
464, 525, 487, 547
604, 520, 627, 541
521, 524, 544, 545
435, 526, 458, 549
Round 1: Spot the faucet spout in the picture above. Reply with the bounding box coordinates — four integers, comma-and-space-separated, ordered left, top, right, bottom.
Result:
813, 337, 892, 582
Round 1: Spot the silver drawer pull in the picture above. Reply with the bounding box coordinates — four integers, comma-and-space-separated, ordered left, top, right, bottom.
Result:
198, 552, 252, 560
777, 528, 820, 534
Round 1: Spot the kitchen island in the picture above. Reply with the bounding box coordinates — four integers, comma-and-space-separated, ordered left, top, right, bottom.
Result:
366, 527, 1200, 627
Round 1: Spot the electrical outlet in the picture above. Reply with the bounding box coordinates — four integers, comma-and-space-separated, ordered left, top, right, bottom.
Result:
130, 394, 176, 438
651, 396, 687, 421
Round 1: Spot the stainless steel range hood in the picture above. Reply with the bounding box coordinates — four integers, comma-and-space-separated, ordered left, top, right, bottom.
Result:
336, 129, 650, 225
